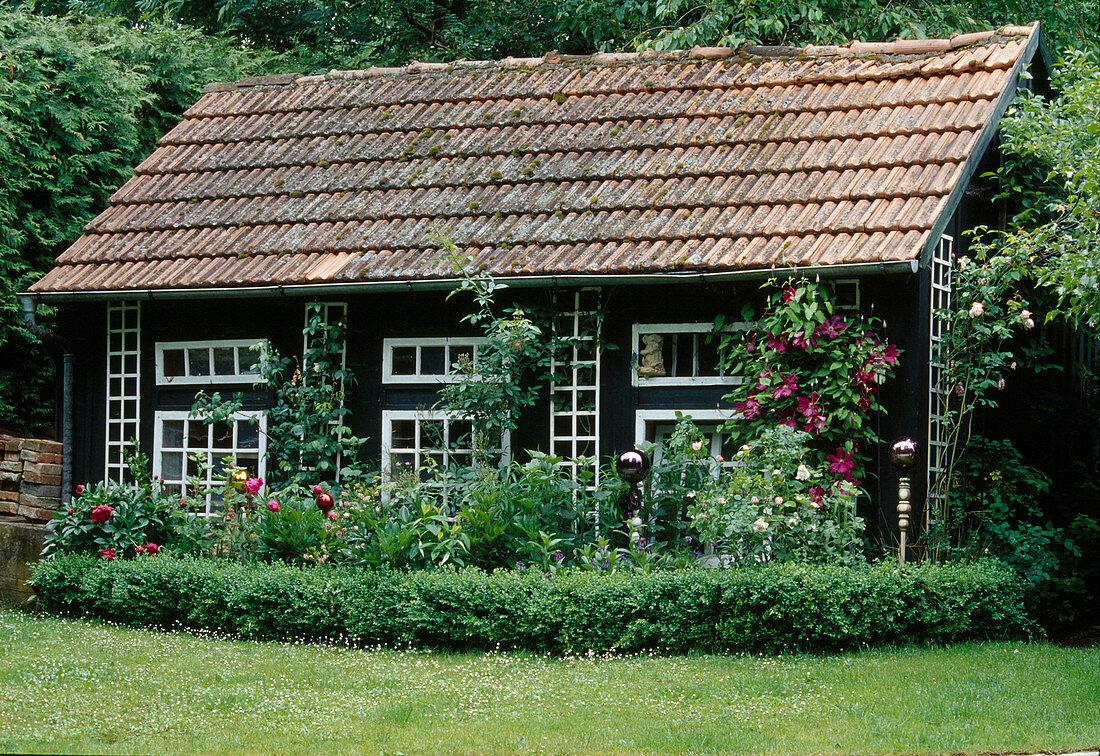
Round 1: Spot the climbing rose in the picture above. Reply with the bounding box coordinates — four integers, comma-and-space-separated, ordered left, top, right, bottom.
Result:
968, 301, 984, 318
796, 464, 811, 481
98, 548, 116, 561
89, 505, 114, 524
1023, 317, 1035, 330
691, 440, 703, 451
266, 500, 280, 512
752, 518, 768, 532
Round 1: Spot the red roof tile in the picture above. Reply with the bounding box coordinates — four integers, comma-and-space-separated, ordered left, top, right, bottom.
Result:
31, 25, 1040, 295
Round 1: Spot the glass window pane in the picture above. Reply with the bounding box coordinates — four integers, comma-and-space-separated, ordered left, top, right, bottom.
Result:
188, 348, 210, 376
391, 347, 416, 375
697, 335, 720, 376
420, 346, 445, 375
449, 420, 472, 448
212, 420, 233, 449
391, 452, 415, 471
187, 420, 207, 448
162, 420, 184, 448
236, 421, 259, 449
213, 347, 236, 375
162, 349, 185, 377
236, 454, 259, 478
161, 453, 182, 480
421, 419, 445, 449
391, 419, 415, 448
674, 334, 693, 377
240, 348, 260, 374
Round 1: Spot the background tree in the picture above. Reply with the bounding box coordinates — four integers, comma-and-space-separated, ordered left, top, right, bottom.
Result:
0, 7, 264, 432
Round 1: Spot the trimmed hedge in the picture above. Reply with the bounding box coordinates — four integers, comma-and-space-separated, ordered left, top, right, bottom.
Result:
29, 556, 1035, 653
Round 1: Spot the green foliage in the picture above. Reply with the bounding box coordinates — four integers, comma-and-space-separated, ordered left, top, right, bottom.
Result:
687, 424, 867, 566
997, 50, 1100, 330
41, 480, 174, 558
718, 278, 900, 487
0, 7, 264, 431
30, 554, 1035, 652
192, 304, 366, 486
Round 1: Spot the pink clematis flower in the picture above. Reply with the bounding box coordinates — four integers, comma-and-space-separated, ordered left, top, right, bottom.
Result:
782, 286, 796, 303
790, 330, 816, 350
772, 373, 797, 400
766, 333, 788, 353
827, 447, 856, 481
735, 396, 762, 419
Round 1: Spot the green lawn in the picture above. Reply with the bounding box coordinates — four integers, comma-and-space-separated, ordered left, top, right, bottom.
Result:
0, 609, 1097, 755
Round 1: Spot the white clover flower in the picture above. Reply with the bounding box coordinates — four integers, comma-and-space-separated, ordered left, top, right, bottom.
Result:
796, 464, 811, 481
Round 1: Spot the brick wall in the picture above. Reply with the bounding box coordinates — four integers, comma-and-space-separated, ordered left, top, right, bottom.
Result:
0, 434, 63, 522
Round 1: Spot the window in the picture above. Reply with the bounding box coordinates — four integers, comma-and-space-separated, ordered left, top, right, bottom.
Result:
380, 409, 509, 501
155, 340, 262, 385
634, 409, 738, 473
106, 302, 141, 483
631, 323, 748, 387
153, 410, 266, 515
382, 337, 485, 384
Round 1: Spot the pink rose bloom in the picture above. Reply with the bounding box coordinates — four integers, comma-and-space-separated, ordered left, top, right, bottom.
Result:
691, 440, 703, 451
244, 477, 263, 496
266, 500, 280, 512
98, 548, 116, 561
312, 485, 324, 497
90, 505, 114, 524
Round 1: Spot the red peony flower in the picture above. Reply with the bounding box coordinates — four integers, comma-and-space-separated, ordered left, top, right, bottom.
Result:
75, 484, 85, 495
98, 548, 116, 561
266, 500, 280, 512
143, 542, 161, 555
90, 505, 114, 524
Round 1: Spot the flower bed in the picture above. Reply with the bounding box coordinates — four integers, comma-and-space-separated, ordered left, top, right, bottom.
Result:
30, 555, 1034, 653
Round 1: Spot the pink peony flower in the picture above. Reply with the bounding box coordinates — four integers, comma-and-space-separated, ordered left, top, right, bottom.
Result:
90, 505, 114, 524
98, 548, 116, 561
244, 477, 263, 496
266, 500, 280, 512
312, 485, 324, 497
75, 484, 85, 495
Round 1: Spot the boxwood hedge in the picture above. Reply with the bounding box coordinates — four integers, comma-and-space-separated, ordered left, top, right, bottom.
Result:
29, 556, 1034, 653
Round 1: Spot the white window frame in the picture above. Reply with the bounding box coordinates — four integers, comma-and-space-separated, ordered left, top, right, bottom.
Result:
152, 409, 267, 516
634, 408, 739, 472
380, 409, 511, 476
631, 322, 750, 387
382, 337, 487, 384
154, 339, 265, 386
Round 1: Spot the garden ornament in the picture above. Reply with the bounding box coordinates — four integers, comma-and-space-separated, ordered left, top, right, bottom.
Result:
635, 333, 667, 378
616, 449, 650, 518
889, 437, 918, 565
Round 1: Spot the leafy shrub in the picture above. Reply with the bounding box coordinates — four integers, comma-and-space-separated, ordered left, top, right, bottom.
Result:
689, 425, 867, 565
42, 480, 174, 559
31, 556, 1034, 653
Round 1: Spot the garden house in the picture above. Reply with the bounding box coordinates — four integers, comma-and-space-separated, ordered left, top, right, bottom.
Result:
24, 24, 1048, 540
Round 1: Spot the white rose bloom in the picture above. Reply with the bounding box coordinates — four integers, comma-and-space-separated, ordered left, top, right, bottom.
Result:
968, 301, 984, 318
752, 518, 768, 532
796, 464, 811, 481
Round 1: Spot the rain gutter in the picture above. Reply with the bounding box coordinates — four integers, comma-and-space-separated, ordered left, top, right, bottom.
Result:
21, 259, 919, 303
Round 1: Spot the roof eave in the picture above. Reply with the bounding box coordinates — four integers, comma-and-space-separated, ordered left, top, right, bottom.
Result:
22, 259, 920, 303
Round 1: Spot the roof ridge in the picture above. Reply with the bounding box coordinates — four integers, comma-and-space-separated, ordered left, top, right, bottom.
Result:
201, 22, 1038, 94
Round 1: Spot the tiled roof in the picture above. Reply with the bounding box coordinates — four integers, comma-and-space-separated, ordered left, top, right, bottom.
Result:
31, 25, 1040, 295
